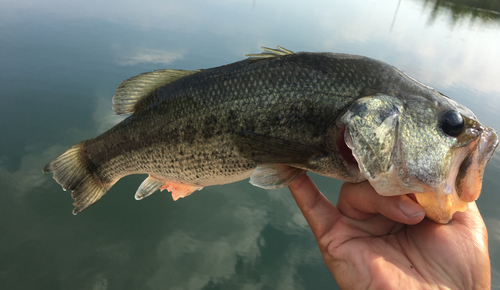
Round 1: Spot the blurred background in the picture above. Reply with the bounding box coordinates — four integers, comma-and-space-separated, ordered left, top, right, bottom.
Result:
1, 0, 499, 289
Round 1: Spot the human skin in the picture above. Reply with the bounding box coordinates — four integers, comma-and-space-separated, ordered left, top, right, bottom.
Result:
288, 174, 491, 290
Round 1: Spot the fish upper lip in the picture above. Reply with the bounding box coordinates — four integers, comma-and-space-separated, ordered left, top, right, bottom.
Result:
453, 125, 498, 202
478, 126, 499, 162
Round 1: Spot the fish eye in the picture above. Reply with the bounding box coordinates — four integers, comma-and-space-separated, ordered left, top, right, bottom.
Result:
440, 110, 464, 137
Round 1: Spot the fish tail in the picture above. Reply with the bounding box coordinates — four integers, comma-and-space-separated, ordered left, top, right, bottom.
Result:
43, 142, 111, 214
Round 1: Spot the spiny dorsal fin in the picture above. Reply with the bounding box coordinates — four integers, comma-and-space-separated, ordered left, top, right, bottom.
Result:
112, 69, 200, 115
245, 46, 294, 59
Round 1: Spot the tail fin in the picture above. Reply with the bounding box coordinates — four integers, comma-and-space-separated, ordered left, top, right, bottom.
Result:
43, 142, 111, 214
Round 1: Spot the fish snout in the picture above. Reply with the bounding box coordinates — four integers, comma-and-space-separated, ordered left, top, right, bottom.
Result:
455, 126, 499, 202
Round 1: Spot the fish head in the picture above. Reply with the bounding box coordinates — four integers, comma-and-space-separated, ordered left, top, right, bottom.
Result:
340, 92, 498, 224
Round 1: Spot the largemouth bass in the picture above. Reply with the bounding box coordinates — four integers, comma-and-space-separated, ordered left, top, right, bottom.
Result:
43, 46, 498, 223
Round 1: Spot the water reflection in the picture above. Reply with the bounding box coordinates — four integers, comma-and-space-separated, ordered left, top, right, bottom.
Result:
0, 144, 66, 198
142, 183, 337, 289
114, 47, 186, 66
423, 0, 500, 24
93, 94, 127, 134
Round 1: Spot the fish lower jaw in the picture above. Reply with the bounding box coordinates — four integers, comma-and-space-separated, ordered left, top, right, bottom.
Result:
414, 191, 468, 224
409, 128, 498, 223
361, 164, 469, 224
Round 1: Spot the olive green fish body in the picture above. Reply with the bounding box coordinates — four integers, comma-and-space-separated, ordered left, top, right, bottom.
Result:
90, 52, 400, 179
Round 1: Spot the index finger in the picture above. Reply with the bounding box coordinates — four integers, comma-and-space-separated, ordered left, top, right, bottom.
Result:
288, 174, 342, 239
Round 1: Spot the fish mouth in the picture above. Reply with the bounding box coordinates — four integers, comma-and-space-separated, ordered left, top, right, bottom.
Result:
415, 125, 498, 224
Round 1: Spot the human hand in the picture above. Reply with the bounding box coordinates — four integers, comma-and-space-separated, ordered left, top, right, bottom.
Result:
288, 174, 490, 289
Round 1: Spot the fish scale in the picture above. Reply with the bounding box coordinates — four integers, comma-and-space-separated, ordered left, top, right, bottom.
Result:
43, 46, 498, 223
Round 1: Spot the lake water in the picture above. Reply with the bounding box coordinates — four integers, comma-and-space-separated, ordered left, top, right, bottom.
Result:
1, 0, 500, 289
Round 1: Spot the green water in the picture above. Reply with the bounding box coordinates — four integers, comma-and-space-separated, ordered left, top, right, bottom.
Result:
1, 0, 499, 289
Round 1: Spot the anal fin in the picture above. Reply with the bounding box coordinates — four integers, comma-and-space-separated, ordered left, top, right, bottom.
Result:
135, 175, 203, 201
160, 182, 203, 201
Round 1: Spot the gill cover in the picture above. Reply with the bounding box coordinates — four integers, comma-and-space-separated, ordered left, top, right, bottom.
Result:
340, 94, 403, 194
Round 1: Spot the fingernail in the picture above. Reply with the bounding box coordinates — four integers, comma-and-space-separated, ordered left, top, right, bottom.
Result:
399, 197, 425, 218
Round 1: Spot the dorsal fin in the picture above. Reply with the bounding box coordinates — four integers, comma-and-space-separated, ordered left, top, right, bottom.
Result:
112, 69, 200, 115
245, 46, 294, 59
